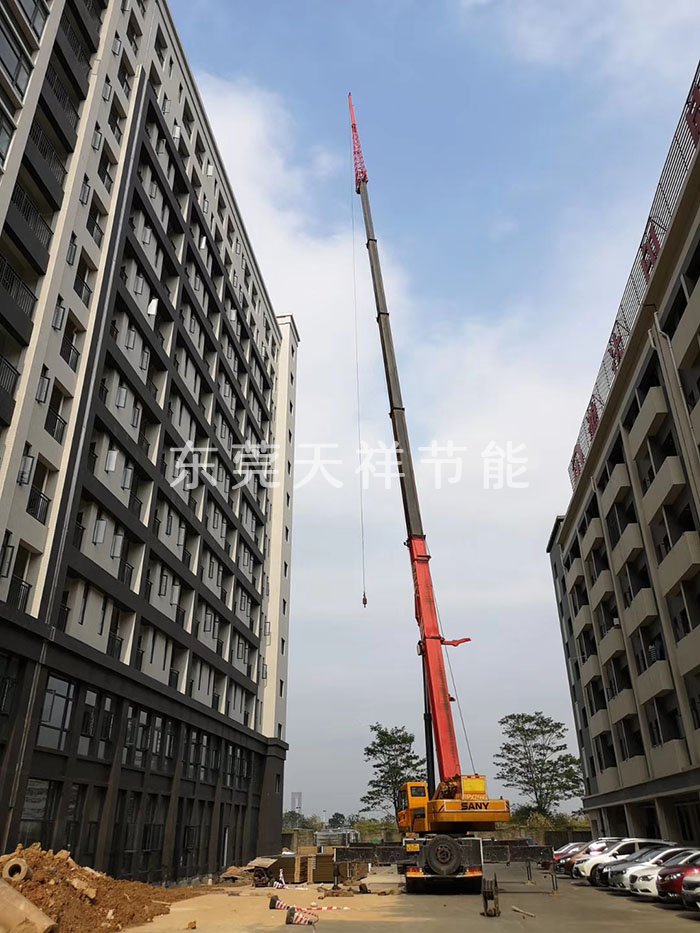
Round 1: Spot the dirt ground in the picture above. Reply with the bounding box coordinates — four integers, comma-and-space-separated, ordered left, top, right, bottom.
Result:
127, 867, 690, 932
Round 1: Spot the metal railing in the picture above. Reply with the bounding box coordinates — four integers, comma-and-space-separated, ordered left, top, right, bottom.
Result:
128, 492, 142, 518
56, 602, 69, 631
118, 558, 133, 587
81, 0, 103, 25
174, 606, 185, 627
44, 65, 79, 130
182, 547, 191, 569
27, 485, 51, 523
28, 121, 67, 186
74, 272, 92, 307
569, 59, 700, 488
107, 632, 123, 660
86, 212, 104, 247
168, 668, 179, 689
73, 522, 85, 548
137, 430, 150, 454
10, 184, 52, 247
87, 449, 97, 473
45, 406, 67, 443
60, 334, 79, 371
59, 18, 91, 76
7, 575, 31, 612
98, 161, 114, 193
0, 255, 37, 317
0, 356, 20, 397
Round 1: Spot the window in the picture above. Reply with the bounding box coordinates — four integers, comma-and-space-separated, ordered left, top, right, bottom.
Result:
279, 680, 284, 698
281, 637, 285, 655
0, 15, 31, 97
0, 107, 13, 166
282, 599, 287, 615
158, 570, 169, 597
18, 779, 60, 847
36, 676, 75, 750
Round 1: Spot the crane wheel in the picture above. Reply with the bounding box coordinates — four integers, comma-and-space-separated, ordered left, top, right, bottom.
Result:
424, 835, 462, 876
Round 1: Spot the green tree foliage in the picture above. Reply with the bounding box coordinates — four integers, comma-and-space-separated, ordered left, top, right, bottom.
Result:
360, 723, 425, 821
282, 811, 323, 830
493, 712, 584, 816
327, 812, 346, 829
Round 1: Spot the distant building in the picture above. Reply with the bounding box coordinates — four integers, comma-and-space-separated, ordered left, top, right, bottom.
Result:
291, 791, 303, 814
0, 0, 297, 880
548, 59, 700, 842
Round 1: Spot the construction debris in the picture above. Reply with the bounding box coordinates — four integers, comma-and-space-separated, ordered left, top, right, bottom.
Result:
1, 844, 202, 933
512, 905, 536, 918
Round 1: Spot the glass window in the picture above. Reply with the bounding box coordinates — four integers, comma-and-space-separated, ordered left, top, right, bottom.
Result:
0, 108, 12, 166
18, 0, 47, 38
410, 785, 427, 798
0, 16, 30, 97
36, 675, 74, 750
18, 778, 60, 846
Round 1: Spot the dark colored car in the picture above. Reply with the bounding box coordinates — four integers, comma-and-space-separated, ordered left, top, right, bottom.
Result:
557, 838, 620, 876
657, 855, 700, 901
681, 868, 700, 910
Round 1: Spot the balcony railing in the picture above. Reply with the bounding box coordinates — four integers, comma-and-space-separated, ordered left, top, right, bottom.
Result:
212, 693, 220, 711
27, 485, 51, 524
216, 638, 223, 657
74, 273, 92, 307
118, 558, 133, 587
0, 255, 37, 318
45, 406, 67, 443
86, 212, 104, 247
168, 668, 179, 689
137, 430, 150, 454
59, 19, 91, 76
10, 184, 53, 248
44, 65, 79, 130
98, 161, 114, 193
98, 382, 108, 403
0, 356, 20, 397
28, 121, 67, 186
174, 606, 185, 627
87, 449, 97, 473
146, 378, 157, 398
59, 334, 79, 371
6, 575, 31, 612
73, 522, 85, 548
128, 492, 142, 519
56, 602, 69, 631
135, 647, 144, 670
182, 547, 191, 570
107, 632, 123, 660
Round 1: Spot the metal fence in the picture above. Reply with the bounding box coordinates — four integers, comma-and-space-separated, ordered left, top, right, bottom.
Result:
568, 59, 700, 489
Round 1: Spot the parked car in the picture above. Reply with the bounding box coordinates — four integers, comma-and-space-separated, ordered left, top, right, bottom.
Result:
606, 847, 690, 890
554, 842, 588, 864
681, 868, 700, 910
558, 838, 621, 876
656, 854, 700, 902
575, 838, 674, 885
629, 849, 700, 896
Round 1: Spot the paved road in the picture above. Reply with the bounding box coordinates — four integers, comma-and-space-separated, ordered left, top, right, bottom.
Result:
130, 868, 697, 932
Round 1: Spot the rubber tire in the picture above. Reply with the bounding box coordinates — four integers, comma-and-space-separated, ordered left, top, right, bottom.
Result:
589, 867, 601, 887
423, 835, 462, 877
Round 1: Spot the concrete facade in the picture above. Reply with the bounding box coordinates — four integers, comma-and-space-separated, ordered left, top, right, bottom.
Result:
0, 0, 297, 880
548, 61, 700, 843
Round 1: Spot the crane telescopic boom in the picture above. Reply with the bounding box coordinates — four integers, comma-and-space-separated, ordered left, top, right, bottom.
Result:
348, 94, 465, 787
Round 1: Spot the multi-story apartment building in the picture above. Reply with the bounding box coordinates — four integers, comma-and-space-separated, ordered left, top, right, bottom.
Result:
548, 60, 700, 844
0, 0, 298, 881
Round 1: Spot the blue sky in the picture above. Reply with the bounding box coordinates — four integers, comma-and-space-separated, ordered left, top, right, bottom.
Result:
170, 0, 700, 818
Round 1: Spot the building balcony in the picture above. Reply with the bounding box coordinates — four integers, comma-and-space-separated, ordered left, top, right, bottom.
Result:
6, 184, 52, 273
168, 668, 179, 689
658, 531, 700, 596
59, 334, 80, 372
25, 121, 67, 208
622, 587, 657, 637
6, 575, 31, 612
599, 625, 625, 666
601, 463, 630, 516
0, 255, 36, 346
636, 659, 675, 706
676, 624, 700, 677
611, 523, 643, 575
629, 387, 668, 460
691, 397, 700, 443
589, 569, 614, 610
581, 517, 604, 559
596, 766, 620, 795
589, 707, 611, 738
608, 688, 637, 723
642, 456, 685, 524
581, 653, 601, 686
672, 285, 700, 369
44, 406, 67, 444
619, 755, 648, 788
55, 18, 91, 92
41, 64, 79, 148
26, 485, 51, 524
565, 557, 584, 593
106, 632, 123, 661
0, 355, 20, 427
573, 604, 593, 639
649, 739, 690, 779
117, 558, 134, 589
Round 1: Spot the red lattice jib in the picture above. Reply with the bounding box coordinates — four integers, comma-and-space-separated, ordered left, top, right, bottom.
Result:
571, 443, 585, 481
641, 223, 661, 283
585, 399, 600, 439
607, 329, 624, 373
686, 85, 700, 146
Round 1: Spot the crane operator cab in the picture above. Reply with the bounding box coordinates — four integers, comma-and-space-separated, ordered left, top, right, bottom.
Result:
398, 775, 511, 836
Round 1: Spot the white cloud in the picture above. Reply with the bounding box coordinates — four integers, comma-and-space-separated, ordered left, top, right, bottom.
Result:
197, 69, 658, 815
458, 0, 700, 102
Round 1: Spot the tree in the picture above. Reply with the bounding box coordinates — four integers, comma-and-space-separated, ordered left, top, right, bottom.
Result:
327, 812, 346, 830
493, 712, 584, 816
360, 723, 425, 821
282, 811, 323, 831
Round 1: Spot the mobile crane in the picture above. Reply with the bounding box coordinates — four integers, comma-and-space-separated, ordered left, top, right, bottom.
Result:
348, 96, 511, 891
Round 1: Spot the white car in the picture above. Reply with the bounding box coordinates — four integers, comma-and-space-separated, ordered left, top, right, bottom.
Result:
574, 838, 674, 884
630, 849, 700, 896
607, 847, 691, 890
